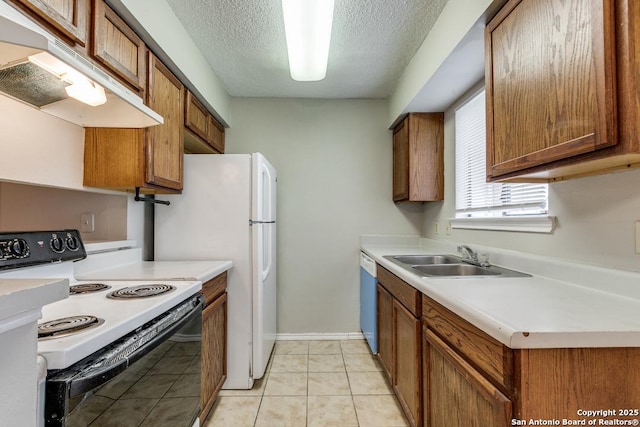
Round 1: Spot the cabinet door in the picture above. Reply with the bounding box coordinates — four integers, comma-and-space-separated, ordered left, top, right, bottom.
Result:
424, 329, 511, 427
91, 0, 146, 93
393, 299, 422, 427
13, 0, 88, 46
377, 283, 393, 380
185, 90, 210, 142
392, 113, 444, 202
485, 0, 617, 179
146, 53, 184, 191
392, 118, 409, 202
201, 292, 227, 422
209, 116, 225, 154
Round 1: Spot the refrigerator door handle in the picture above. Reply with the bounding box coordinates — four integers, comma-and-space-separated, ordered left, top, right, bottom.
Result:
262, 225, 272, 281
249, 220, 276, 225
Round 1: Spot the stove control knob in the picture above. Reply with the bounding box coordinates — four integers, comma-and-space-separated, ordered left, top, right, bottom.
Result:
50, 236, 65, 253
10, 239, 29, 258
65, 236, 80, 251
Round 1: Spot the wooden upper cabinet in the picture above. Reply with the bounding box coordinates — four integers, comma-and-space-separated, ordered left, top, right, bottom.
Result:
209, 115, 225, 154
185, 91, 210, 142
91, 0, 146, 94
84, 54, 184, 194
392, 113, 444, 202
392, 119, 410, 201
146, 52, 184, 191
485, 0, 640, 182
184, 90, 226, 154
11, 0, 89, 46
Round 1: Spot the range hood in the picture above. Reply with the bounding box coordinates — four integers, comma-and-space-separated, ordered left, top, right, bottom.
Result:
0, 1, 163, 128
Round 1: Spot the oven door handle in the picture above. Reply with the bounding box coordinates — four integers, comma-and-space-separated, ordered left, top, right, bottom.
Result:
48, 296, 204, 398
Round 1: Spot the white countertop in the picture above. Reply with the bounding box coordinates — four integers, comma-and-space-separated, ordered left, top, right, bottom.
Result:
76, 260, 233, 283
0, 278, 69, 333
361, 236, 640, 349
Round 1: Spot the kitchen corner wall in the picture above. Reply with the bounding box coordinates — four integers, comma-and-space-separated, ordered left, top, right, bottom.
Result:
227, 98, 423, 334
0, 95, 141, 244
423, 103, 640, 273
0, 182, 128, 242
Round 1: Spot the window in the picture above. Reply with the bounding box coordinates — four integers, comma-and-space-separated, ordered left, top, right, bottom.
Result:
453, 89, 553, 233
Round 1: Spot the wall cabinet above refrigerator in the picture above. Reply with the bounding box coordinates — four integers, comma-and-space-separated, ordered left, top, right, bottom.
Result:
184, 90, 225, 154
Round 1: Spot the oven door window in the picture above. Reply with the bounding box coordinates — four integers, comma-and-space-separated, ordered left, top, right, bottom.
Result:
46, 296, 203, 427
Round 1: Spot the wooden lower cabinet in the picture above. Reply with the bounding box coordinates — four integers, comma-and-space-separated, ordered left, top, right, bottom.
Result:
393, 300, 422, 427
376, 266, 422, 427
422, 293, 640, 426
424, 328, 511, 427
377, 284, 393, 379
515, 347, 640, 420
200, 273, 227, 423
376, 267, 640, 427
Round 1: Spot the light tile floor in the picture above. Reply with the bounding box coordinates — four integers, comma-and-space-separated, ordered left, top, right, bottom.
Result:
204, 340, 409, 427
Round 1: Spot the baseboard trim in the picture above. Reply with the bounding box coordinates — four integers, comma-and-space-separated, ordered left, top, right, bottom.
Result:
276, 332, 365, 341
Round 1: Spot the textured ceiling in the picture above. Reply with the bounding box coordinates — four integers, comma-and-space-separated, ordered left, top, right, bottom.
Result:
165, 0, 449, 98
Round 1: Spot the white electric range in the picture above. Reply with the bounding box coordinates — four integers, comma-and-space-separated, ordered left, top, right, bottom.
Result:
0, 230, 203, 427
38, 279, 201, 369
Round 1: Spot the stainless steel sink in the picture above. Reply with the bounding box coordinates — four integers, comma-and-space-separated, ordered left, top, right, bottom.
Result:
386, 255, 461, 265
383, 254, 530, 278
412, 264, 501, 276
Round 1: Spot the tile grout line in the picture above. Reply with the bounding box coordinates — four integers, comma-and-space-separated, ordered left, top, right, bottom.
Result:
342, 342, 361, 427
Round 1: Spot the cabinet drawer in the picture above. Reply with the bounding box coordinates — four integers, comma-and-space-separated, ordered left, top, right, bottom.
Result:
377, 265, 421, 317
202, 272, 227, 306
422, 294, 513, 394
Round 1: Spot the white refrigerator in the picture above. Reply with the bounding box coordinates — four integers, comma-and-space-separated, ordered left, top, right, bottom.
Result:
155, 153, 277, 389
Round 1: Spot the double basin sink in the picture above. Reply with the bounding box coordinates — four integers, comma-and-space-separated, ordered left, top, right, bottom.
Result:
383, 254, 530, 278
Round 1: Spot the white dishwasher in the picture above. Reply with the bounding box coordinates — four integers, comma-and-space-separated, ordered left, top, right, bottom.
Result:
360, 252, 377, 353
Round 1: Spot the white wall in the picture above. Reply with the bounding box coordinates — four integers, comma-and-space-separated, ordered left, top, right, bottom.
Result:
0, 182, 128, 242
388, 0, 494, 125
0, 95, 144, 244
0, 96, 85, 190
423, 105, 640, 273
227, 98, 424, 334
114, 0, 230, 125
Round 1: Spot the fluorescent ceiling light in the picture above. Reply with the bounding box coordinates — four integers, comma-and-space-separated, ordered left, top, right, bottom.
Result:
282, 0, 335, 81
28, 52, 106, 106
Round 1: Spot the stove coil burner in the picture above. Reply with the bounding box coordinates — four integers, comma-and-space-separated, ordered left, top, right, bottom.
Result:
107, 284, 176, 299
38, 315, 105, 340
69, 283, 112, 295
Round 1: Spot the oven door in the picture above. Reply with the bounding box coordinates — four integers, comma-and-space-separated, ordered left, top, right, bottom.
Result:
44, 294, 204, 427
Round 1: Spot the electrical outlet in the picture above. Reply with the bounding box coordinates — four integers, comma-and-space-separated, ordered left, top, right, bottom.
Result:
434, 221, 440, 235
636, 221, 640, 254
445, 220, 452, 235
80, 213, 95, 233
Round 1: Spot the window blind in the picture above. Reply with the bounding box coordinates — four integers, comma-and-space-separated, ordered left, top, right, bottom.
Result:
455, 90, 548, 217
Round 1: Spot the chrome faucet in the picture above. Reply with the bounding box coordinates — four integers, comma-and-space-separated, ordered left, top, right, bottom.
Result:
457, 245, 490, 267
